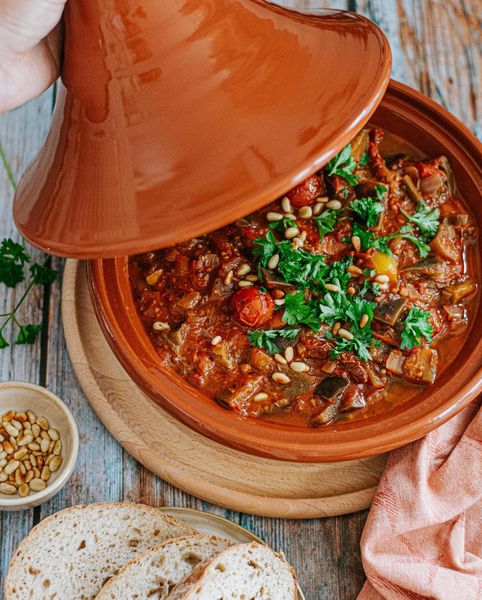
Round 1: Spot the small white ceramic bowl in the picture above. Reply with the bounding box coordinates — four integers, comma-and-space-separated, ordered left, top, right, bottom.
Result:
0, 381, 79, 510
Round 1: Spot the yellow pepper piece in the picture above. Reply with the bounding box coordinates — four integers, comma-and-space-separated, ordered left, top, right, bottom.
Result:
370, 250, 398, 282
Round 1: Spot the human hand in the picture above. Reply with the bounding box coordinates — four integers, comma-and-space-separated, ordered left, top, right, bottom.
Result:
0, 0, 67, 112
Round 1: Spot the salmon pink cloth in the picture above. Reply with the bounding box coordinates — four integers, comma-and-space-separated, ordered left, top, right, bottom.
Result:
358, 400, 482, 600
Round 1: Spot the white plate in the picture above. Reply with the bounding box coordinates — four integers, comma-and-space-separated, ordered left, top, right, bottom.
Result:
160, 507, 305, 599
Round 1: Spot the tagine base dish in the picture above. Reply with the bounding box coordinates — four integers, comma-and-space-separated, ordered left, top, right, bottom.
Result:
62, 260, 387, 518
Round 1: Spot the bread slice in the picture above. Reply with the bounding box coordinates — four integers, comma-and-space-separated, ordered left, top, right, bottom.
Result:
166, 542, 297, 600
5, 502, 196, 600
95, 534, 232, 599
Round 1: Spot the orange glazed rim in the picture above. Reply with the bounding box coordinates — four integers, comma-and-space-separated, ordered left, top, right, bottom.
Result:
89, 82, 482, 462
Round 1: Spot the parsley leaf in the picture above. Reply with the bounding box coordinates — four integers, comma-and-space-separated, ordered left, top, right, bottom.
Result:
348, 222, 375, 251
325, 144, 359, 186
247, 328, 300, 355
253, 231, 278, 267
0, 239, 30, 288
397, 224, 431, 258
401, 199, 440, 241
314, 209, 340, 238
0, 330, 9, 349
277, 245, 327, 289
317, 292, 348, 327
400, 307, 433, 350
268, 217, 297, 232
327, 297, 377, 362
374, 184, 388, 199
350, 197, 384, 227
283, 292, 320, 332
30, 261, 57, 285
15, 323, 42, 345
359, 151, 369, 167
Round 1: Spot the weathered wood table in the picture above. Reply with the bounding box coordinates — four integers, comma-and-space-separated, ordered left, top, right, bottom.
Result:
0, 1, 479, 597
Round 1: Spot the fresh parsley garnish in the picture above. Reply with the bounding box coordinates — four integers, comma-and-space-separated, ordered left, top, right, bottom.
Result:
252, 231, 278, 267
247, 328, 300, 355
358, 151, 369, 167
401, 199, 440, 241
314, 209, 340, 238
268, 217, 297, 232
374, 184, 388, 199
348, 222, 430, 259
350, 197, 384, 227
0, 238, 30, 288
325, 144, 359, 186
283, 292, 320, 332
400, 307, 433, 350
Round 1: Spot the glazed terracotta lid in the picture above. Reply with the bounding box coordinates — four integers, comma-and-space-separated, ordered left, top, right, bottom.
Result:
14, 1, 391, 258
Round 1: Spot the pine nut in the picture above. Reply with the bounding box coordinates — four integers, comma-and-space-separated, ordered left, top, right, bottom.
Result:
41, 466, 51, 481
18, 484, 29, 497
326, 199, 342, 210
4, 424, 19, 437
348, 265, 363, 276
238, 280, 253, 288
224, 271, 234, 285
13, 448, 28, 461
27, 411, 36, 424
236, 263, 251, 276
211, 335, 222, 346
274, 354, 287, 365
31, 424, 40, 438
29, 478, 47, 492
245, 274, 258, 282
253, 392, 269, 402
274, 298, 285, 306
360, 314, 369, 329
0, 473, 7, 482
332, 322, 341, 336
36, 417, 49, 431
4, 460, 19, 475
351, 235, 361, 252
290, 361, 307, 373
25, 470, 34, 484
347, 286, 356, 295
49, 456, 62, 472
0, 483, 16, 495
152, 321, 170, 332
268, 254, 280, 270
28, 442, 40, 451
47, 429, 60, 441
267, 211, 283, 222
53, 441, 62, 456
281, 197, 292, 213
284, 346, 294, 363
18, 434, 33, 447
297, 206, 312, 219
374, 274, 389, 283
325, 283, 339, 293
284, 227, 300, 239
10, 419, 22, 430
272, 372, 291, 384
40, 438, 50, 454
338, 328, 354, 341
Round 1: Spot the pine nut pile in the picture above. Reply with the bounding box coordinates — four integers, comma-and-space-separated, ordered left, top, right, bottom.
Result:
0, 410, 63, 497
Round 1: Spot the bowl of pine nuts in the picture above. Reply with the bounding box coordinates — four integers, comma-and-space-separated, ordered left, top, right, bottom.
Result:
0, 381, 79, 510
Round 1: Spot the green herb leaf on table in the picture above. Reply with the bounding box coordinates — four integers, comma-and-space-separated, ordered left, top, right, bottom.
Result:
0, 238, 30, 287
401, 199, 440, 241
15, 323, 43, 345
325, 144, 359, 186
350, 197, 384, 227
400, 307, 433, 350
30, 260, 57, 285
247, 328, 301, 355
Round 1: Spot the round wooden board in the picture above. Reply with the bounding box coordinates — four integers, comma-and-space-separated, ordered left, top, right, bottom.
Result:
62, 260, 387, 518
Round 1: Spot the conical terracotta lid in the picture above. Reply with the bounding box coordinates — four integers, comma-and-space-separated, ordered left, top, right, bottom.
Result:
14, 1, 391, 258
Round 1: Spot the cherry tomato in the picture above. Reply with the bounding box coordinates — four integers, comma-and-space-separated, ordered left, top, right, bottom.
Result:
287, 175, 322, 207
231, 286, 274, 328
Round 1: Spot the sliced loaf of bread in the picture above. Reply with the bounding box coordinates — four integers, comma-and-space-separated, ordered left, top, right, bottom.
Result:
95, 534, 231, 599
166, 542, 297, 600
5, 502, 196, 600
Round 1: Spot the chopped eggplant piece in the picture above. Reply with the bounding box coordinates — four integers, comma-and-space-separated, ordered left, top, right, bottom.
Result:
386, 350, 405, 376
442, 214, 469, 227
176, 291, 201, 309
212, 340, 237, 369
402, 174, 420, 202
310, 400, 341, 426
438, 156, 456, 195
442, 279, 476, 304
216, 375, 263, 410
401, 257, 447, 279
431, 223, 461, 262
315, 376, 349, 402
403, 347, 438, 385
250, 347, 276, 373
351, 129, 369, 161
341, 386, 366, 411
260, 268, 296, 291
374, 296, 408, 326
282, 371, 316, 400
366, 365, 385, 389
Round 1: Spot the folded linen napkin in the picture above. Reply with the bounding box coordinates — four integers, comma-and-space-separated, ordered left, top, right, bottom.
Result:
358, 400, 481, 600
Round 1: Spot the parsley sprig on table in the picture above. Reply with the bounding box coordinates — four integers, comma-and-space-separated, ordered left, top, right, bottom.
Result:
325, 144, 359, 186
400, 307, 433, 350
0, 142, 57, 349
401, 199, 440, 241
247, 328, 300, 355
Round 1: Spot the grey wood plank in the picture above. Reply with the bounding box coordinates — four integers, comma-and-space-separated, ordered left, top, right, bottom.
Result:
0, 89, 55, 586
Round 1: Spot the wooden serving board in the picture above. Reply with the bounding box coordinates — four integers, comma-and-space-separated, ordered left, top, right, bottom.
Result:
62, 260, 387, 518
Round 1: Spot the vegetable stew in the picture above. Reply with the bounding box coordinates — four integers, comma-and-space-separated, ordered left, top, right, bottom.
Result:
130, 128, 478, 427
